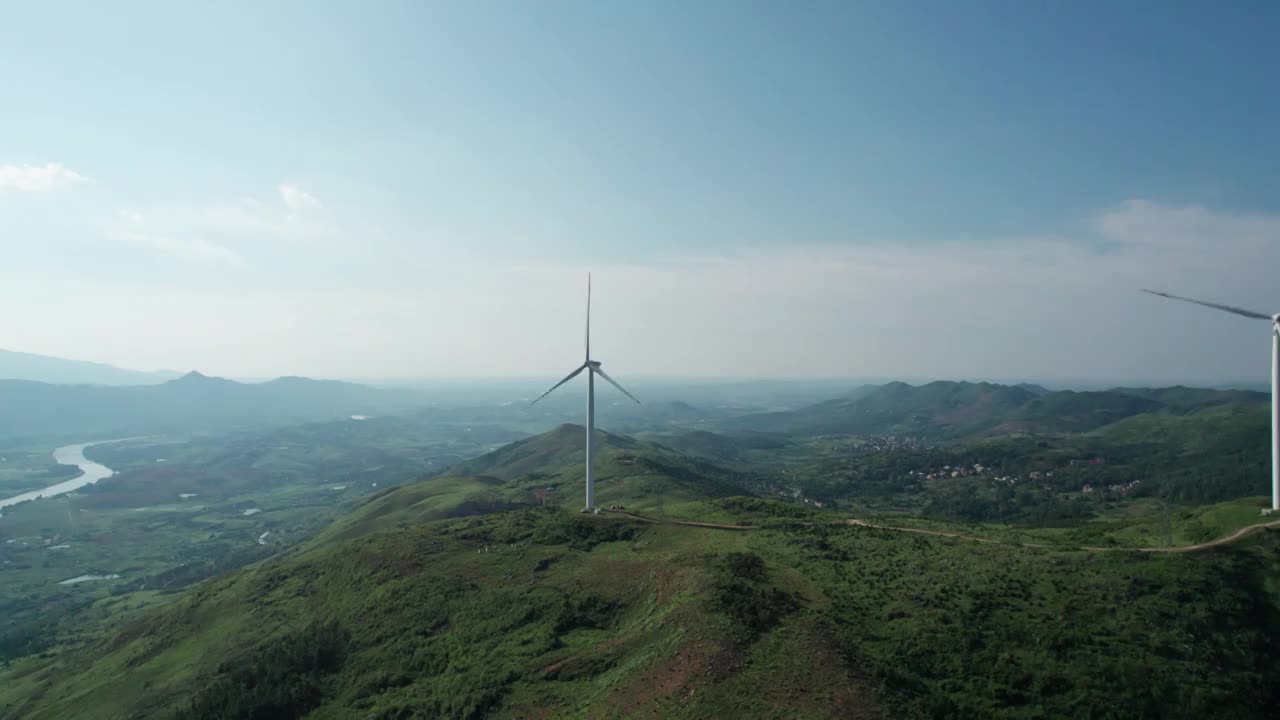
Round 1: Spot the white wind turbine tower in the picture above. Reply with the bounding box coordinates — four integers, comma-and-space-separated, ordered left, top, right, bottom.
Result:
1142, 288, 1280, 513
528, 274, 641, 512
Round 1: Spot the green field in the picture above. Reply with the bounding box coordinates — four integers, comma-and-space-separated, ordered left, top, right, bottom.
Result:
0, 443, 80, 497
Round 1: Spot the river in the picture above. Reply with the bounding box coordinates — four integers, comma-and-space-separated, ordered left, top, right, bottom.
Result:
0, 439, 129, 512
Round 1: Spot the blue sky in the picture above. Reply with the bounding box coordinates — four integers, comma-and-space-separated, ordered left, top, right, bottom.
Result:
1, 1, 1278, 382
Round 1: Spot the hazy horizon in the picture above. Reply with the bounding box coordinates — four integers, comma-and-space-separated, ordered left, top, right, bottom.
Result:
2, 345, 1270, 395
3, 2, 1277, 383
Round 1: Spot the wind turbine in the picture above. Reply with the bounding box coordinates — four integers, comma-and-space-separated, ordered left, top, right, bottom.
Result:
528, 274, 641, 512
1141, 288, 1280, 512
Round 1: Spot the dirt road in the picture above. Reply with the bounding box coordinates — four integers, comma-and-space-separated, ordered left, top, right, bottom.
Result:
846, 517, 1280, 552
602, 509, 1280, 553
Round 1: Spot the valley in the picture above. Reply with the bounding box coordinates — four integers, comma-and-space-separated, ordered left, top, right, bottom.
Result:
1, 378, 1277, 719
9, 11, 1277, 718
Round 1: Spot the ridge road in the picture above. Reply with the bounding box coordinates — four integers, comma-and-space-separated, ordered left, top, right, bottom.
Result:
600, 509, 1280, 552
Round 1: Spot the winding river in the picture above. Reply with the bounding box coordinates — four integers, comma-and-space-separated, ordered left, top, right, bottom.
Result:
0, 440, 129, 512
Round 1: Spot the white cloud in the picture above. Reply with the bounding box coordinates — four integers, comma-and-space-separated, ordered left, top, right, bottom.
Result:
7, 199, 1277, 382
278, 184, 324, 210
110, 223, 243, 266
0, 162, 89, 191
454, 200, 1280, 382
109, 184, 340, 264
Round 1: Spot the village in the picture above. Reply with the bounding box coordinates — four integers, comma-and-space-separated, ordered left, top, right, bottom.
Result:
905, 457, 1144, 498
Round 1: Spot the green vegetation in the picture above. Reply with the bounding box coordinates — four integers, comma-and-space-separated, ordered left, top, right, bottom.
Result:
3, 499, 1277, 719
769, 521, 1280, 718
711, 552, 799, 638
186, 621, 353, 720
0, 416, 525, 668
0, 444, 80, 496
652, 395, 1269, 526
4, 380, 1279, 719
721, 380, 1266, 440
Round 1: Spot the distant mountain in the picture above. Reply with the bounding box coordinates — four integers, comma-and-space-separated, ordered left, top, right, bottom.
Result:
1014, 382, 1051, 396
1000, 390, 1165, 434
0, 348, 178, 385
652, 429, 751, 462
724, 381, 1038, 438
1112, 385, 1268, 410
721, 380, 1268, 440
646, 429, 795, 463
0, 372, 428, 442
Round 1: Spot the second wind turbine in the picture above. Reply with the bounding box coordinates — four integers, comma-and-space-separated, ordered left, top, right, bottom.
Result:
527, 274, 641, 512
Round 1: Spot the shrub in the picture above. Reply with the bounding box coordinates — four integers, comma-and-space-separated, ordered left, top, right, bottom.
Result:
182, 621, 351, 719
712, 552, 797, 637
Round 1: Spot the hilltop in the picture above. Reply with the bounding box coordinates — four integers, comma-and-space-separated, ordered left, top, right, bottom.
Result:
3, 424, 1280, 719
361, 424, 750, 525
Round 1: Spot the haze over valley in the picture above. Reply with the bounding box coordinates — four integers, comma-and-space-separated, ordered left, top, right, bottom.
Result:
2, 347, 1277, 718
3, 2, 1279, 719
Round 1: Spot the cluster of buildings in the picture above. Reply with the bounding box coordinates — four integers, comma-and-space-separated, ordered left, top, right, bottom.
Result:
1081, 479, 1141, 496
823, 435, 924, 455
909, 463, 1065, 489
857, 435, 923, 452
1069, 458, 1108, 467
909, 463, 1000, 481
907, 455, 1141, 499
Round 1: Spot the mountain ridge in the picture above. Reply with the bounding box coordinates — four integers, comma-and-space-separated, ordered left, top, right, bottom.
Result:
0, 372, 427, 441
0, 348, 179, 386
722, 379, 1267, 439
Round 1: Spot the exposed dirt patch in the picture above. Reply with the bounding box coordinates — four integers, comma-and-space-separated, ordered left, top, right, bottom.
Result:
540, 639, 625, 680
652, 565, 684, 605
780, 622, 884, 720
603, 632, 744, 715
104, 615, 162, 653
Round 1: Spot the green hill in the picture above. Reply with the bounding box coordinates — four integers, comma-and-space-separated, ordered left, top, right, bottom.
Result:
724, 381, 1039, 438
437, 424, 749, 514
777, 400, 1270, 521
1112, 385, 1268, 411
650, 429, 747, 461
5, 421, 1280, 719
5, 497, 1278, 719
1007, 390, 1164, 433
723, 381, 1267, 440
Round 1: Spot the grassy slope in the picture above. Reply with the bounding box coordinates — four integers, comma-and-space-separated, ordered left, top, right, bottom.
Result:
7, 411, 1280, 719
1, 507, 882, 720
5, 496, 1278, 720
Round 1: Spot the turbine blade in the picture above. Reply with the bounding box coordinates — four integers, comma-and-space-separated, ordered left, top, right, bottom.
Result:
1141, 289, 1271, 320
585, 272, 591, 362
594, 366, 641, 405
526, 364, 587, 409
